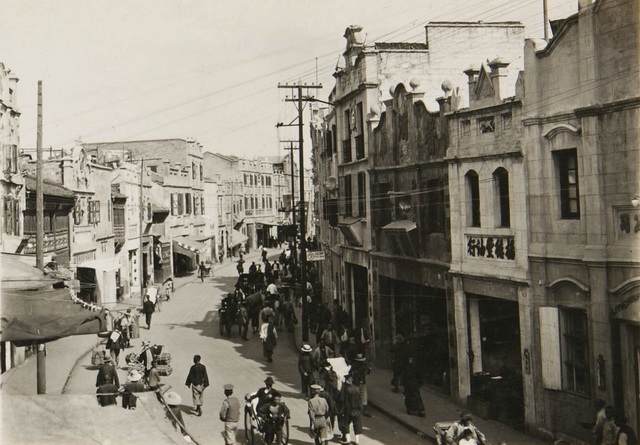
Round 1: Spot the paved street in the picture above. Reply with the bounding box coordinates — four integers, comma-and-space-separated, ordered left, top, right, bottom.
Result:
62, 251, 428, 445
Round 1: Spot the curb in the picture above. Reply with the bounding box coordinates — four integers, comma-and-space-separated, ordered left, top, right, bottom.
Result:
368, 401, 434, 442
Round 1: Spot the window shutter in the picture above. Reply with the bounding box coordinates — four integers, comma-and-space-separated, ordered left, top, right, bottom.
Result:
13, 198, 20, 235
539, 307, 562, 390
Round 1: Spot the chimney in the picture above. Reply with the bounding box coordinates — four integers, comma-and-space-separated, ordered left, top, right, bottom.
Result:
488, 58, 510, 100
464, 65, 480, 102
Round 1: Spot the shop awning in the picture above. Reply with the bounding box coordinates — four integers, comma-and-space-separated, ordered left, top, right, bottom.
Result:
1, 253, 60, 291
173, 236, 206, 258
381, 220, 417, 232
230, 229, 248, 246
1, 288, 108, 345
77, 257, 121, 272
337, 217, 363, 247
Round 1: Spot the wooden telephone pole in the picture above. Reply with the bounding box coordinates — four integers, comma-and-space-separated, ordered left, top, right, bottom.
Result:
36, 81, 46, 394
277, 81, 322, 343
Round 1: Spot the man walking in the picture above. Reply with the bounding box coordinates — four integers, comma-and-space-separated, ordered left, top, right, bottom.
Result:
95, 355, 119, 388
219, 384, 240, 445
199, 261, 207, 282
185, 354, 210, 416
308, 384, 332, 445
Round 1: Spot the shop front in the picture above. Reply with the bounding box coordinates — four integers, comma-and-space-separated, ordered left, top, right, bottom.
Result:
76, 256, 121, 306
172, 236, 206, 275
153, 236, 172, 284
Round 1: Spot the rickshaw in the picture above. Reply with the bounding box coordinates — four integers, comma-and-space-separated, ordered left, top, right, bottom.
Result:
244, 396, 289, 445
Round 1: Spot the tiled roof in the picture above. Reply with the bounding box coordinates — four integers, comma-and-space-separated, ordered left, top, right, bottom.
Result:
24, 176, 75, 198
374, 42, 429, 51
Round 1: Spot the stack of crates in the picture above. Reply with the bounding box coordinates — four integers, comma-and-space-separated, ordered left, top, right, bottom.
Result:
152, 345, 172, 376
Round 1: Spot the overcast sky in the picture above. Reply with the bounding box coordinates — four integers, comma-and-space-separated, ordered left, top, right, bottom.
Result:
2, 0, 578, 162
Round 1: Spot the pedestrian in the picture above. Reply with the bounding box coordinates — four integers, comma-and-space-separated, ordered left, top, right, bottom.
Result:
237, 257, 245, 275
391, 334, 408, 393
402, 356, 425, 417
164, 391, 192, 443
199, 261, 207, 282
354, 319, 370, 356
308, 384, 332, 445
239, 301, 250, 341
339, 373, 363, 445
337, 326, 350, 357
257, 390, 290, 445
147, 360, 162, 391
317, 375, 338, 436
118, 311, 132, 348
261, 316, 278, 363
139, 340, 154, 380
185, 354, 210, 416
593, 399, 608, 445
298, 344, 314, 397
142, 295, 155, 329
96, 382, 120, 407
163, 277, 174, 302
219, 384, 240, 445
602, 406, 617, 445
281, 295, 296, 333
320, 322, 339, 354
96, 355, 120, 388
106, 328, 125, 366
351, 353, 372, 417
614, 415, 638, 445
122, 370, 145, 410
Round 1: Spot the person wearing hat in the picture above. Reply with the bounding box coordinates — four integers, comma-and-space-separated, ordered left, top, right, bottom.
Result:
390, 334, 408, 393
219, 384, 240, 445
339, 373, 363, 444
139, 340, 154, 380
298, 344, 314, 397
142, 294, 155, 330
308, 384, 331, 445
96, 354, 120, 388
122, 370, 145, 410
185, 354, 210, 416
258, 390, 290, 445
246, 376, 277, 415
350, 353, 372, 417
445, 411, 486, 445
147, 360, 162, 391
164, 391, 191, 442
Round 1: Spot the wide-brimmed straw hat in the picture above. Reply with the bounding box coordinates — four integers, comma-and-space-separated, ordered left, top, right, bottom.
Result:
164, 391, 182, 405
301, 344, 312, 353
128, 370, 143, 382
355, 353, 366, 361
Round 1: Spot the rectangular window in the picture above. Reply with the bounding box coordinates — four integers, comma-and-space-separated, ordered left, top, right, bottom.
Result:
94, 200, 100, 224
185, 193, 192, 214
192, 162, 196, 179
201, 196, 205, 214
87, 199, 93, 224
326, 130, 333, 156
561, 308, 590, 394
356, 102, 364, 135
502, 112, 512, 130
478, 116, 495, 133
355, 134, 365, 160
170, 194, 176, 216
425, 179, 445, 233
342, 139, 352, 163
357, 172, 366, 217
557, 149, 580, 219
461, 120, 471, 136
178, 194, 184, 215
344, 174, 353, 217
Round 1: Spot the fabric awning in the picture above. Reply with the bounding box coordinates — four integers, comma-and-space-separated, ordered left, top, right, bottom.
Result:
1, 288, 108, 345
381, 220, 417, 231
337, 217, 363, 247
77, 257, 121, 272
1, 253, 61, 291
230, 229, 248, 246
173, 236, 206, 258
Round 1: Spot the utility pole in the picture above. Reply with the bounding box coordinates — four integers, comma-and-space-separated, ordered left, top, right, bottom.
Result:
36, 80, 46, 394
278, 81, 322, 343
543, 0, 549, 40
278, 140, 298, 263
131, 157, 160, 305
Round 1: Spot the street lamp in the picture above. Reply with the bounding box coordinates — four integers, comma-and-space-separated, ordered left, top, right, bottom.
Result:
632, 196, 640, 208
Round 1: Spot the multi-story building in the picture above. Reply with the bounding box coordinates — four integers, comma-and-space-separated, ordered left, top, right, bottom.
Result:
85, 139, 208, 279
523, 0, 640, 439
0, 62, 23, 256
314, 22, 525, 365
446, 60, 530, 426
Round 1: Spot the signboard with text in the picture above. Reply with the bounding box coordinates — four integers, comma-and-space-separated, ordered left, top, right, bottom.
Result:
306, 250, 325, 262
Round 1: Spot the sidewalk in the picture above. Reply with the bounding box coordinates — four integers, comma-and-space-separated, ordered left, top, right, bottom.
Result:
291, 306, 546, 445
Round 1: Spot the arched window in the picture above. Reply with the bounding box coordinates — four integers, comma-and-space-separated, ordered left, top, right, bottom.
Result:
465, 170, 480, 227
494, 167, 510, 228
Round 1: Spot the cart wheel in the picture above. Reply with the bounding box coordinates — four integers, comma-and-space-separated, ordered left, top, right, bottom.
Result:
245, 408, 255, 445
281, 418, 289, 444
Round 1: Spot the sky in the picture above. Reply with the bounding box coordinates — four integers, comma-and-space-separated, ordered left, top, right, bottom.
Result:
1, 0, 578, 163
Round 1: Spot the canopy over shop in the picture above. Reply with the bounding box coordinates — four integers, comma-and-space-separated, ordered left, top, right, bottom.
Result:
172, 236, 206, 274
